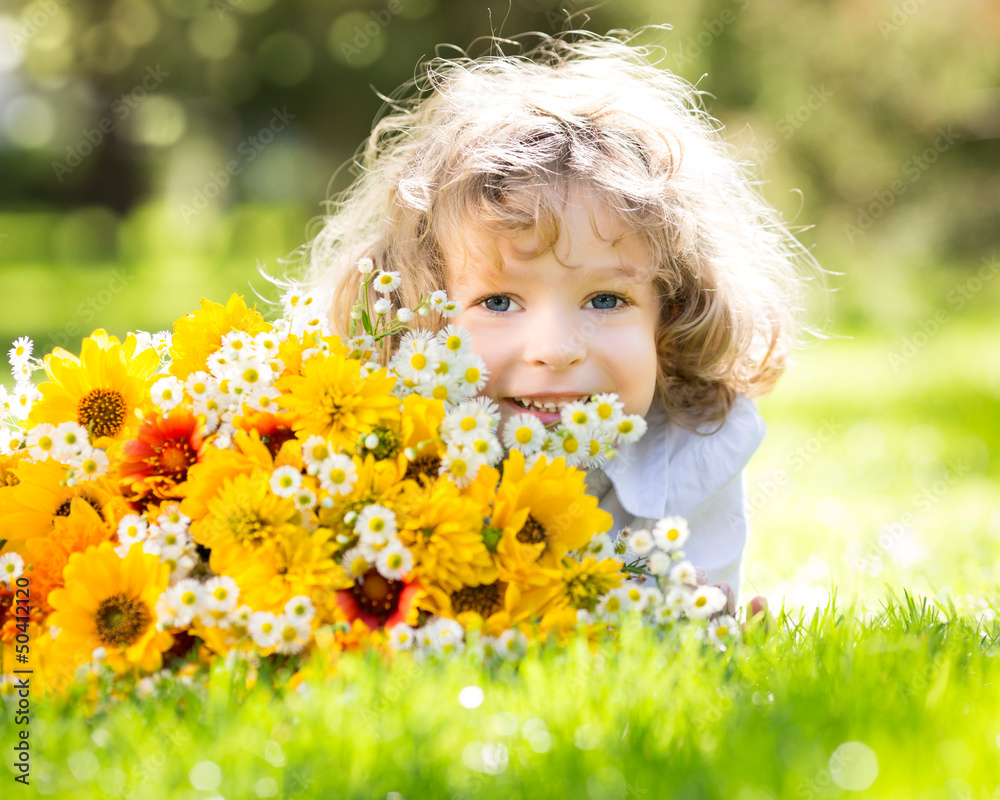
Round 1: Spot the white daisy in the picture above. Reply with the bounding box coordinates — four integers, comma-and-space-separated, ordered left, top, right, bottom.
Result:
373, 270, 402, 294
248, 611, 282, 649
340, 546, 371, 580
707, 615, 740, 646
688, 585, 727, 619
0, 552, 24, 585
150, 376, 184, 412
500, 413, 547, 454
439, 442, 487, 488
646, 550, 673, 577
375, 542, 413, 581
373, 297, 392, 316
614, 414, 647, 445
669, 559, 698, 587
396, 307, 414, 323
26, 423, 58, 461
355, 503, 398, 540
560, 400, 597, 439
69, 448, 109, 481
453, 353, 489, 393
52, 422, 90, 460
274, 615, 312, 655
284, 595, 315, 623
317, 454, 358, 495
440, 298, 462, 318
590, 393, 625, 428
627, 528, 656, 557
293, 487, 318, 511
269, 465, 302, 498
427, 289, 448, 312
653, 517, 690, 552
388, 624, 415, 651
356, 257, 375, 274
663, 586, 691, 618
301, 435, 333, 474
8, 336, 33, 365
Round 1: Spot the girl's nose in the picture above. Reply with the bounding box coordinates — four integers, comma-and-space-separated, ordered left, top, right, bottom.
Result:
522, 309, 587, 370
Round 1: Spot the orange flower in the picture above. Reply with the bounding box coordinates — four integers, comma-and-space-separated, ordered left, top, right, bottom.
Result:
336, 570, 424, 630
119, 408, 207, 504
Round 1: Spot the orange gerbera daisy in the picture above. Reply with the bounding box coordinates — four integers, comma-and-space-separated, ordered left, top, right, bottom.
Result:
48, 541, 173, 674
0, 459, 120, 546
28, 330, 160, 447
169, 294, 272, 380
119, 408, 207, 504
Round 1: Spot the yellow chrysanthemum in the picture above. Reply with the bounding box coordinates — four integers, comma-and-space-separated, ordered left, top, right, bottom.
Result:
48, 542, 173, 675
29, 330, 159, 447
492, 451, 613, 571
169, 294, 272, 380
276, 332, 349, 378
0, 453, 23, 488
276, 351, 400, 451
0, 459, 119, 546
190, 469, 300, 551
397, 476, 497, 594
505, 556, 624, 624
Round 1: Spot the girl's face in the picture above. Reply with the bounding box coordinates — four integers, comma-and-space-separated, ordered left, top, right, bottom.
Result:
445, 187, 661, 427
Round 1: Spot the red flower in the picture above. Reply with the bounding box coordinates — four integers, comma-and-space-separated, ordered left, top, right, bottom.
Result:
119, 409, 206, 503
336, 570, 423, 630
236, 410, 297, 458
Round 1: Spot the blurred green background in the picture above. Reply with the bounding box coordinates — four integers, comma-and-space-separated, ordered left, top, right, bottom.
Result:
0, 0, 997, 609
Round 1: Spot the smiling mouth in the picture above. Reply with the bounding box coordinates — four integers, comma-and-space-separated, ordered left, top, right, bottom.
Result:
507, 396, 594, 412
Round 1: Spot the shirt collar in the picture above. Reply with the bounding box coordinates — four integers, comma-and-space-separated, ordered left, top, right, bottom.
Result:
600, 402, 670, 520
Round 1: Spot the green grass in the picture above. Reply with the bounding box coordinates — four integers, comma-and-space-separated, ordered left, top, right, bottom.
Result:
7, 595, 999, 799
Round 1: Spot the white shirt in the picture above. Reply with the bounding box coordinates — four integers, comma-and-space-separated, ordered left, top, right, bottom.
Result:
586, 396, 766, 601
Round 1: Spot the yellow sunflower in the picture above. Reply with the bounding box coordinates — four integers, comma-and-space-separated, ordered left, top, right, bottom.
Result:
492, 451, 613, 571
0, 459, 120, 546
169, 294, 273, 380
397, 475, 497, 594
29, 330, 160, 447
504, 556, 624, 625
276, 350, 400, 451
418, 578, 513, 636
47, 541, 173, 675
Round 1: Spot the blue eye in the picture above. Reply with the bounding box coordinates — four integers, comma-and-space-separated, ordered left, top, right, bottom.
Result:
482, 296, 511, 312
589, 293, 623, 310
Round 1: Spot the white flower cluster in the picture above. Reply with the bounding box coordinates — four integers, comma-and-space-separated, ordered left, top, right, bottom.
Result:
21, 420, 110, 485
132, 330, 173, 370
282, 289, 332, 339
159, 328, 291, 450
0, 336, 40, 453
388, 326, 488, 406
339, 503, 414, 582
116, 504, 200, 584
500, 393, 648, 470
578, 517, 740, 648
388, 616, 467, 659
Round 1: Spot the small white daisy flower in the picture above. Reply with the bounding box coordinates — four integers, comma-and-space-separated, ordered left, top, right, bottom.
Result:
646, 550, 673, 577
26, 423, 58, 461
590, 393, 625, 428
613, 414, 647, 445
8, 336, 33, 365
439, 442, 487, 488
627, 528, 656, 557
501, 413, 547, 454
248, 611, 282, 649
69, 448, 110, 481
355, 503, 398, 540
301, 435, 333, 474
689, 585, 728, 619
707, 615, 740, 646
356, 257, 375, 274
440, 298, 462, 318
274, 615, 311, 655
373, 297, 392, 316
0, 553, 25, 585
269, 465, 302, 498
373, 270, 402, 294
396, 307, 414, 323
388, 624, 415, 651
150, 376, 184, 412
669, 559, 698, 587
653, 517, 691, 552
340, 546, 371, 580
317, 454, 357, 495
284, 595, 315, 622
293, 487, 318, 511
375, 542, 413, 581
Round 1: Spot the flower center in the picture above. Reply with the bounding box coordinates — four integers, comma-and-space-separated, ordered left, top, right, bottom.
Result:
450, 582, 504, 618
94, 592, 151, 646
516, 514, 547, 546
225, 510, 268, 545
351, 569, 402, 623
158, 441, 197, 476
78, 388, 128, 438
54, 495, 104, 518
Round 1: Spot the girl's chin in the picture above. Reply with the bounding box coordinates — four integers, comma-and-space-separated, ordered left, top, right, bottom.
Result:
497, 397, 562, 426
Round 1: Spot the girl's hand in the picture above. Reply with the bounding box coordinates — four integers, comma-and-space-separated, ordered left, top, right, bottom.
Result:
694, 568, 771, 633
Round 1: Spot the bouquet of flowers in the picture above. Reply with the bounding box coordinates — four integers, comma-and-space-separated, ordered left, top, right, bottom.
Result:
0, 262, 734, 697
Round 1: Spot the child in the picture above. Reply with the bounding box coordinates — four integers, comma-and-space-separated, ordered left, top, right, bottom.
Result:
297, 31, 817, 607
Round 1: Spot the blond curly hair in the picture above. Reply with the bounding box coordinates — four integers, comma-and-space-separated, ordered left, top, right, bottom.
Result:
295, 29, 821, 430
